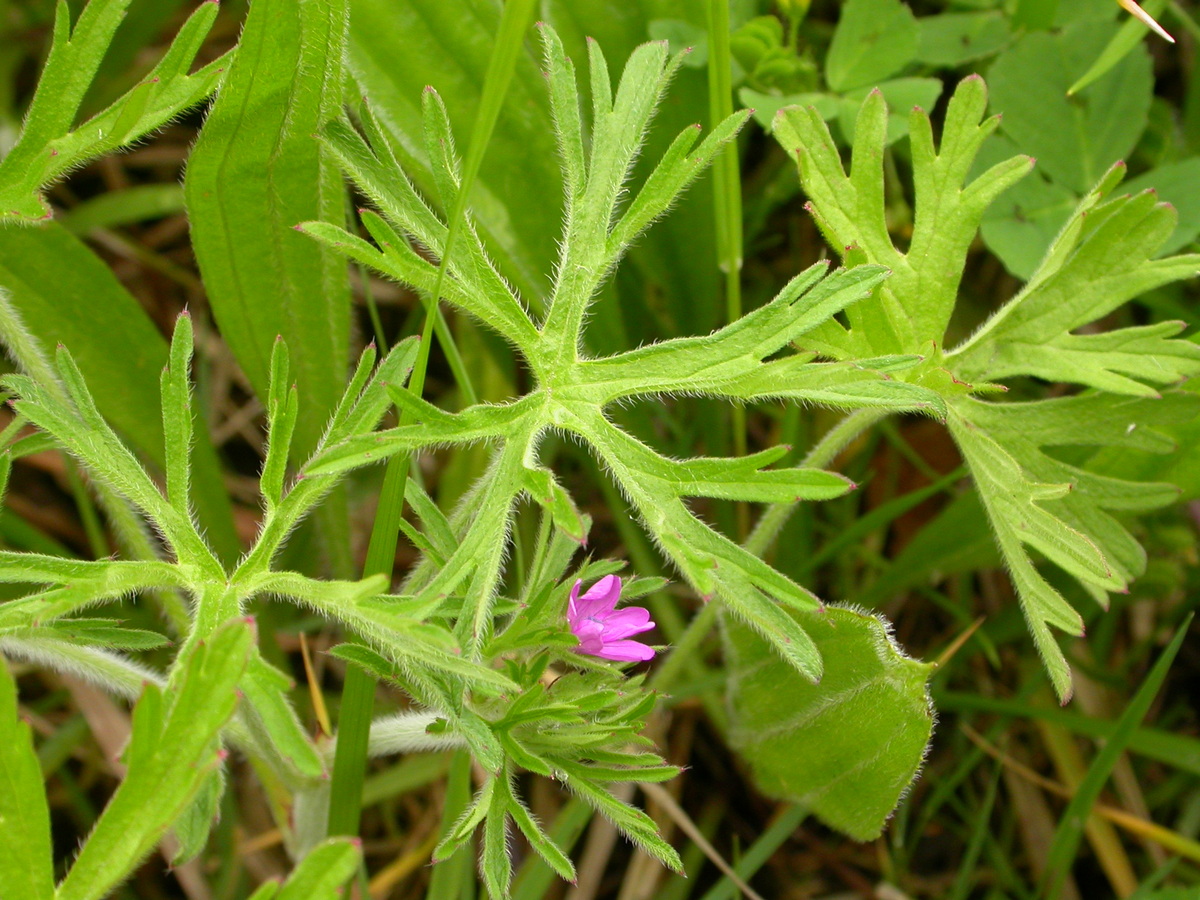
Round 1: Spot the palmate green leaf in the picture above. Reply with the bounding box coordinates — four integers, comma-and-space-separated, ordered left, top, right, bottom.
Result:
1087, 382, 1200, 500
725, 605, 934, 840
915, 11, 1011, 66
961, 395, 1194, 576
671, 455, 855, 503
4, 350, 219, 575
968, 391, 1194, 455
605, 106, 754, 254
979, 148, 1200, 282
0, 320, 440, 888
0, 0, 228, 223
0, 656, 55, 900
573, 262, 889, 397
835, 77, 943, 147
781, 75, 1199, 700
1123, 159, 1200, 256
978, 137, 1080, 281
775, 76, 1032, 349
978, 321, 1200, 397
975, 19, 1157, 276
185, 0, 351, 460
947, 394, 1195, 699
0, 314, 452, 886
545, 5, 731, 348
954, 167, 1200, 387
716, 356, 946, 416
234, 338, 420, 577
301, 21, 953, 867
56, 619, 252, 900
315, 26, 935, 688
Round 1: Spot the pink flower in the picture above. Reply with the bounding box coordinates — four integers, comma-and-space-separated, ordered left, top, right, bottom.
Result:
567, 575, 656, 662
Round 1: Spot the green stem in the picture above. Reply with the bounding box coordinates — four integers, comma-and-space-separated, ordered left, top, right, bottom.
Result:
325, 0, 536, 843
649, 600, 718, 693
325, 451, 411, 837
327, 287, 442, 839
706, 0, 747, 539
357, 260, 389, 351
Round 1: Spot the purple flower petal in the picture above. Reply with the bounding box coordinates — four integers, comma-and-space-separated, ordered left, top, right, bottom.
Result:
595, 638, 656, 662
598, 607, 654, 640
566, 574, 657, 663
572, 574, 621, 619
580, 574, 622, 604
572, 617, 607, 655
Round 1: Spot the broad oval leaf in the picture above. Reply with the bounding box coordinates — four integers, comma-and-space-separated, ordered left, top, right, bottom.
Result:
725, 605, 934, 840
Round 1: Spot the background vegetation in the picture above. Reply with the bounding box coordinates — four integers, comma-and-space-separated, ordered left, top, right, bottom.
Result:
1, 0, 1199, 898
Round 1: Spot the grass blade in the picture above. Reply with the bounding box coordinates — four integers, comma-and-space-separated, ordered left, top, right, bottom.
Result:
1041, 615, 1192, 896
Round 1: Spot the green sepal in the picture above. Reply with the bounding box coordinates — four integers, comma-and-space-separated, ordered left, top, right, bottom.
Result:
434, 777, 497, 862
501, 774, 576, 883
560, 774, 682, 871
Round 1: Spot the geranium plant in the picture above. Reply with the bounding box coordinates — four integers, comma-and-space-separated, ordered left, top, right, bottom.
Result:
0, 1, 1195, 898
